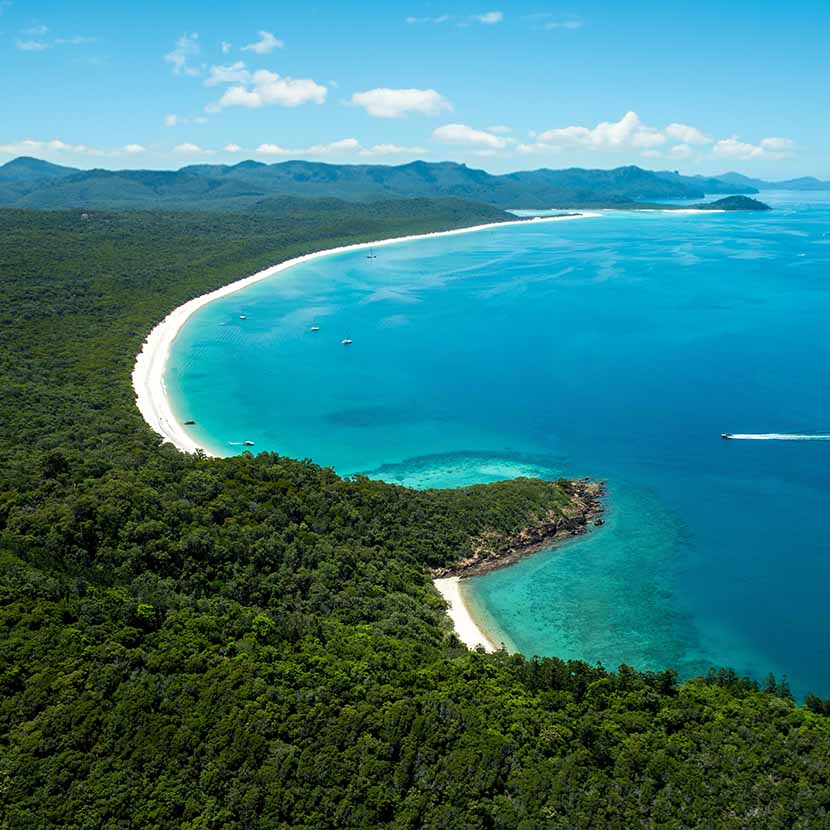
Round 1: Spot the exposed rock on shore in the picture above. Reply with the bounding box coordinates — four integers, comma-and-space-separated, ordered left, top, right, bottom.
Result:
432, 478, 605, 578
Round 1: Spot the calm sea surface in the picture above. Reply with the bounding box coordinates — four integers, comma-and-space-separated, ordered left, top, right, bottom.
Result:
168, 192, 830, 698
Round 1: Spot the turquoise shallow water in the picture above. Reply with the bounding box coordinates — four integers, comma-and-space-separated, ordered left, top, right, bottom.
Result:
168, 192, 830, 698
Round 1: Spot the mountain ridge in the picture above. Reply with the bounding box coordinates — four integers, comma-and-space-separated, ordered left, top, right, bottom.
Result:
717, 171, 830, 190
0, 156, 804, 211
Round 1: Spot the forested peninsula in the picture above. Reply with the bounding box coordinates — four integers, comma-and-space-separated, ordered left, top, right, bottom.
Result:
3, 202, 830, 829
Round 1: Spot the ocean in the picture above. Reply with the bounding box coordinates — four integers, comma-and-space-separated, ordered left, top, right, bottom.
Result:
167, 192, 830, 698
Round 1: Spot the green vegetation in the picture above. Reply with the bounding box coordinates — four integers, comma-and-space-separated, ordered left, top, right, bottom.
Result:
691, 195, 772, 211
2, 204, 830, 829
0, 157, 758, 211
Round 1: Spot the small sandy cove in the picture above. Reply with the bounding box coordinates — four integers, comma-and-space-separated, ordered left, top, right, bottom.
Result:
433, 576, 497, 652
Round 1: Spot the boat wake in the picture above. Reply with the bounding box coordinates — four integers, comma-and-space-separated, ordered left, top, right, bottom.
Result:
727, 433, 830, 441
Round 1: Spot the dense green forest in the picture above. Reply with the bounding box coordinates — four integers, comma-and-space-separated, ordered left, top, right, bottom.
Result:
0, 156, 757, 211
2, 202, 830, 829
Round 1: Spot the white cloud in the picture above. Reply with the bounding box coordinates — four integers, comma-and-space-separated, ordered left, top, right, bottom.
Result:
16, 30, 94, 51
224, 143, 242, 152
545, 19, 583, 29
712, 137, 765, 159
0, 138, 145, 158
531, 111, 793, 162
221, 41, 232, 54
761, 136, 795, 151
712, 136, 793, 160
174, 142, 211, 154
486, 125, 512, 134
405, 14, 452, 24
256, 143, 290, 155
164, 114, 207, 127
0, 139, 82, 155
16, 39, 48, 51
205, 61, 250, 86
165, 33, 200, 77
350, 88, 452, 118
433, 123, 509, 150
517, 141, 561, 154
360, 143, 428, 156
633, 127, 667, 148
53, 36, 95, 45
242, 31, 283, 54
537, 111, 668, 150
207, 70, 327, 111
665, 123, 711, 145
254, 139, 425, 158
670, 143, 694, 159
256, 138, 360, 156
474, 11, 503, 24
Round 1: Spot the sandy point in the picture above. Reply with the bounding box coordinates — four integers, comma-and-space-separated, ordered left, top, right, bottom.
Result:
433, 576, 498, 652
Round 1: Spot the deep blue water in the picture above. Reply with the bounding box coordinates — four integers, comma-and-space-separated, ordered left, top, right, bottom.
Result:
168, 192, 830, 698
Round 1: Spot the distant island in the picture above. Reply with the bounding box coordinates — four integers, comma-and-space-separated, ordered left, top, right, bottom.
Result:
716, 171, 830, 191
0, 155, 793, 213
690, 195, 772, 211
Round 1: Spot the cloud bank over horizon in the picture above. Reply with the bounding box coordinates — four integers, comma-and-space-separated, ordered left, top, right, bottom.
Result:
0, 4, 819, 178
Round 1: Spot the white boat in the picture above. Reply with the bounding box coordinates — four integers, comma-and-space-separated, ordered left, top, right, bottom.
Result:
310, 326, 320, 332
341, 338, 353, 345
243, 440, 255, 446
239, 315, 247, 320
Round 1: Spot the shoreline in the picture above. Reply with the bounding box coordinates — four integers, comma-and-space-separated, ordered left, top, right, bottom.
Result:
432, 479, 605, 579
433, 576, 498, 652
433, 479, 604, 652
131, 211, 600, 456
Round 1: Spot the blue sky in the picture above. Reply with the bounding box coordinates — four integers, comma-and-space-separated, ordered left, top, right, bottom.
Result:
1, 0, 828, 177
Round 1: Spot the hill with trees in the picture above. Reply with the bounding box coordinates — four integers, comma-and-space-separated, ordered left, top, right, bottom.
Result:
0, 157, 760, 211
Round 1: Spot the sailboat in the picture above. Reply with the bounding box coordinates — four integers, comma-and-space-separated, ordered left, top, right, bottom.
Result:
366, 247, 377, 260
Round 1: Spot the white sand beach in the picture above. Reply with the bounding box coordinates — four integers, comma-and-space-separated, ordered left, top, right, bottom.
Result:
433, 576, 498, 652
131, 212, 599, 455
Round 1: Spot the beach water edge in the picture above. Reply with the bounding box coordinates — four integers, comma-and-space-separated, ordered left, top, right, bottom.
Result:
131, 212, 599, 457
433, 576, 498, 652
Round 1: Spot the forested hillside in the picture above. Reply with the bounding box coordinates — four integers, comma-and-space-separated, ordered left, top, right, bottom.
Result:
2, 203, 830, 829
0, 157, 757, 211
